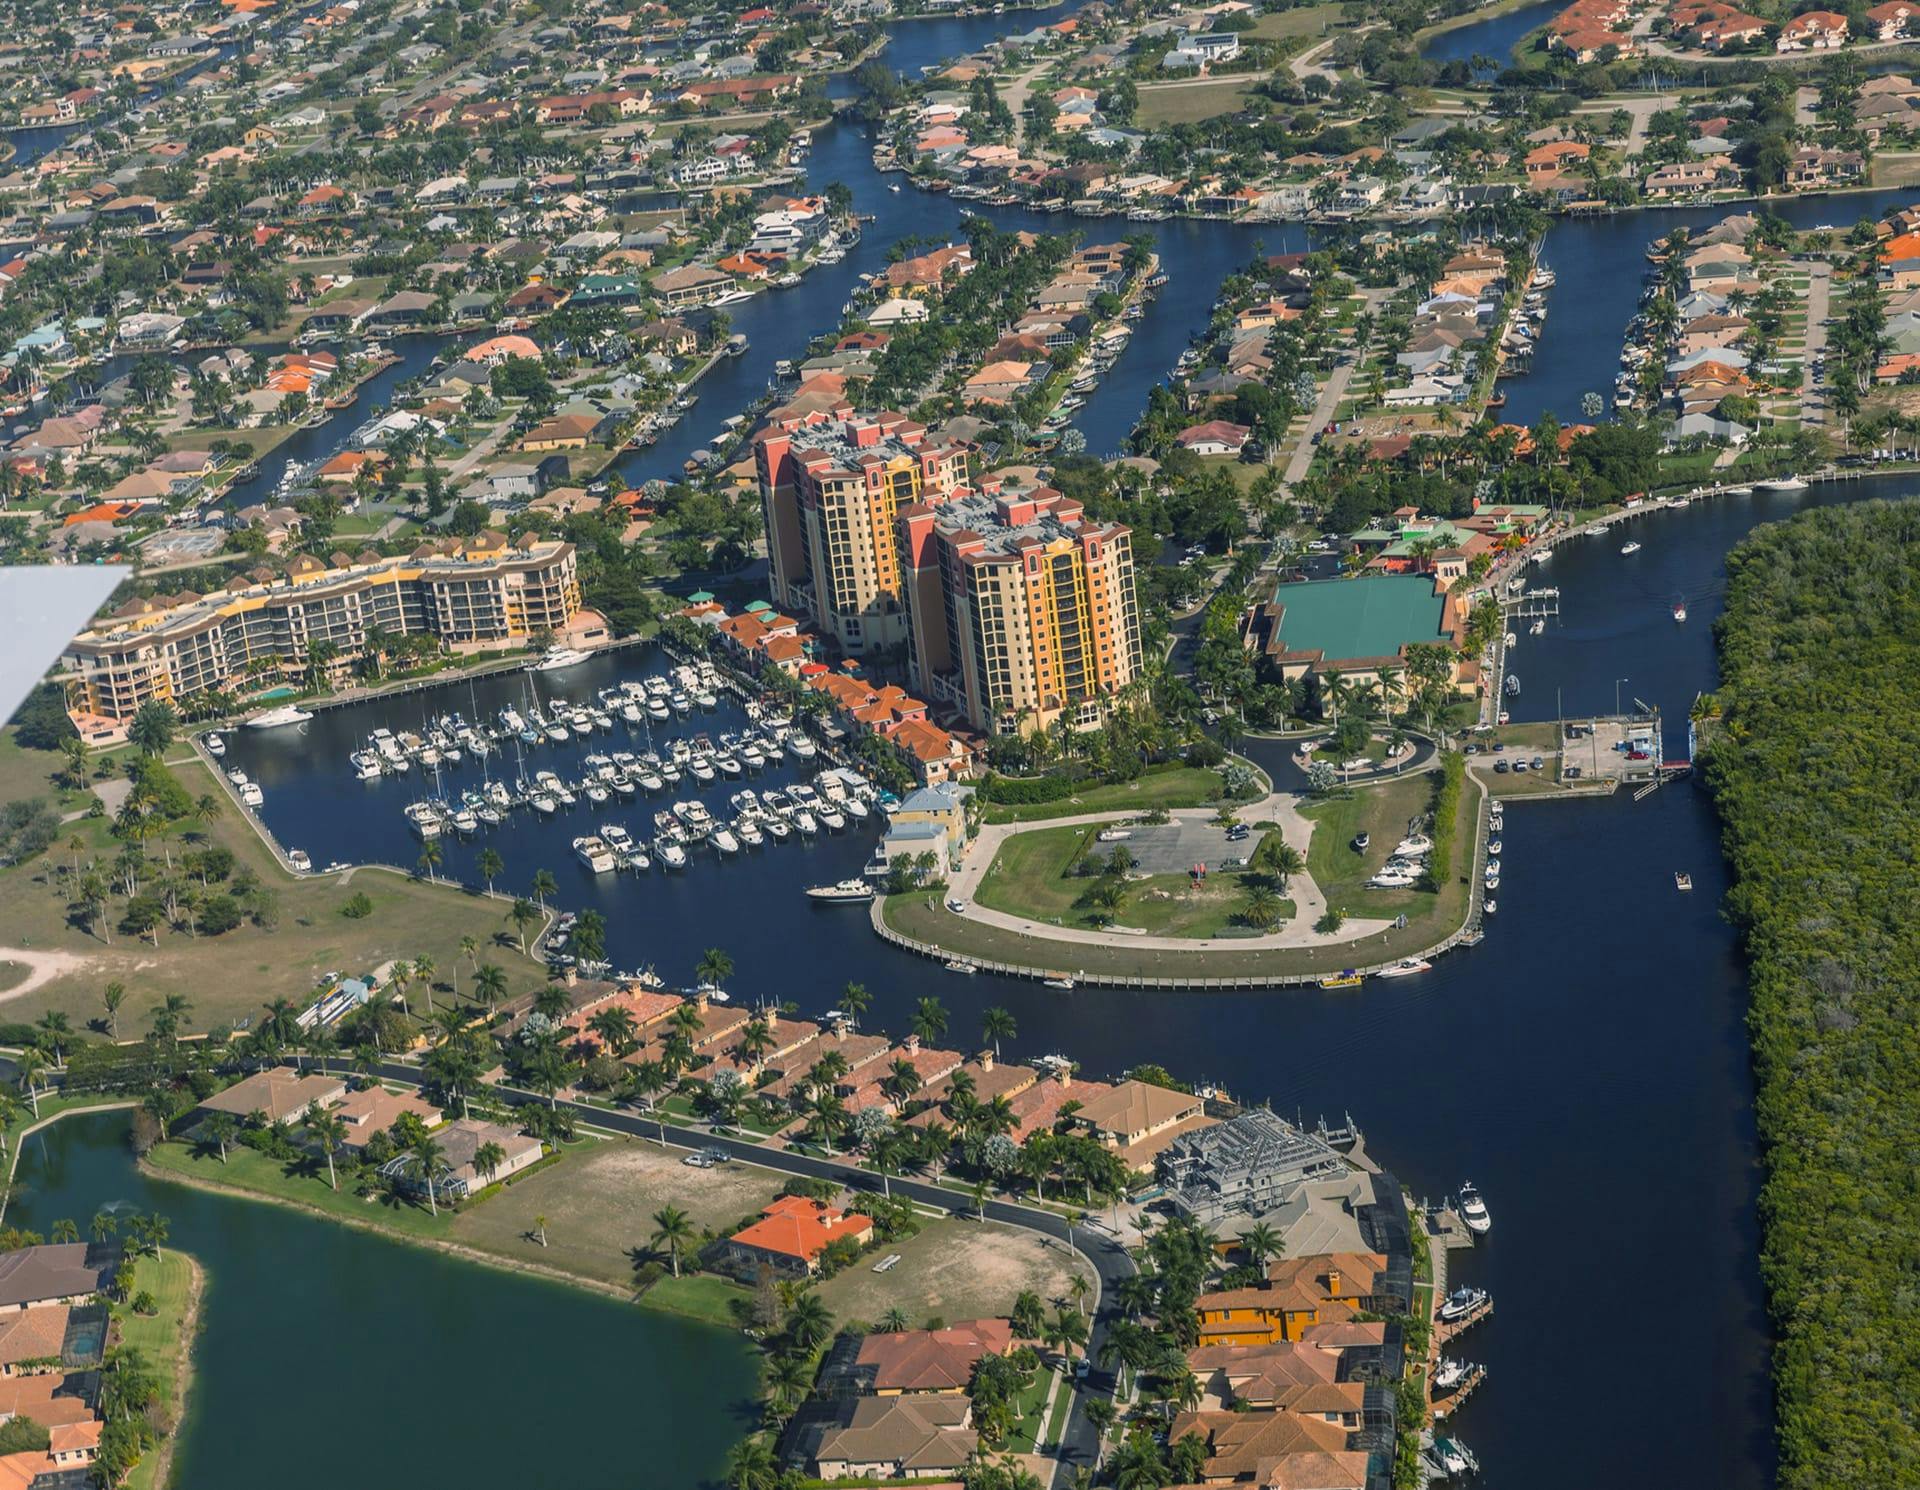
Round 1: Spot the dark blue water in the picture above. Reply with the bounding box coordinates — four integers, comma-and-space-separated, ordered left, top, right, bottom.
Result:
7, 1113, 756, 1490
200, 475, 1919, 1490
1499, 189, 1919, 425
1420, 0, 1562, 67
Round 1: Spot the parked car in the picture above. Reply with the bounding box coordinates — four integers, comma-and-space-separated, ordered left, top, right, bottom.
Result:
1494, 760, 1510, 773
1531, 756, 1546, 770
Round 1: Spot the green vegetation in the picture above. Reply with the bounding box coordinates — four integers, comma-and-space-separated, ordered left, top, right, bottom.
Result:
114, 1249, 197, 1490
976, 763, 1254, 824
1705, 500, 1920, 1490
975, 824, 1294, 937
1423, 752, 1464, 891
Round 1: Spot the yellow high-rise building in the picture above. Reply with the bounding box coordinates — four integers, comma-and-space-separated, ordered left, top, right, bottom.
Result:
898, 473, 1141, 735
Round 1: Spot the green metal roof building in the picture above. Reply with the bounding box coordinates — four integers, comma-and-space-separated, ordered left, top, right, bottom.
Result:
1261, 575, 1452, 669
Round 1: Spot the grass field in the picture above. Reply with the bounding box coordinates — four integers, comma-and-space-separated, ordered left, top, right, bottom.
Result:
812, 1216, 1089, 1331
1299, 772, 1441, 915
1134, 78, 1256, 128
1249, 1, 1343, 39
452, 1138, 783, 1291
0, 738, 548, 1036
116, 1248, 197, 1490
978, 765, 1246, 825
976, 824, 1293, 937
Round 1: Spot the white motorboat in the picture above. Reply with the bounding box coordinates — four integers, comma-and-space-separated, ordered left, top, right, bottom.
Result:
1043, 977, 1075, 990
1374, 957, 1432, 978
659, 842, 688, 869
738, 820, 764, 847
404, 802, 442, 838
246, 703, 312, 729
1392, 834, 1433, 858
240, 782, 264, 807
530, 792, 558, 815
351, 750, 382, 780
806, 878, 874, 902
944, 960, 977, 975
793, 809, 818, 835
1673, 600, 1688, 623
574, 835, 617, 873
1620, 540, 1642, 555
1459, 1183, 1491, 1235
710, 827, 741, 855
586, 783, 609, 805
1433, 1358, 1471, 1391
764, 816, 791, 843
787, 735, 818, 761
1434, 1437, 1479, 1477
1438, 1285, 1489, 1322
287, 849, 311, 873
1483, 897, 1497, 915
1757, 476, 1808, 492
451, 809, 478, 835
204, 733, 226, 758
819, 807, 847, 832
533, 646, 591, 672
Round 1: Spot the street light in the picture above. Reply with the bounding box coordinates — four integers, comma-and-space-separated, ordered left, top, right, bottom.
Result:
1615, 677, 1629, 719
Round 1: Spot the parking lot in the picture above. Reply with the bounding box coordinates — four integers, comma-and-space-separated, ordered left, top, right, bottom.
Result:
1109, 820, 1252, 874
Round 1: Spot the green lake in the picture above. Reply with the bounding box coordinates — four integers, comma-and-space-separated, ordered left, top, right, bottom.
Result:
10, 1113, 758, 1488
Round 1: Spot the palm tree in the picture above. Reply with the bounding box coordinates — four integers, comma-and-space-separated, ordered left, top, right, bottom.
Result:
13, 1050, 46, 1119
473, 1140, 506, 1188
650, 1204, 696, 1277
784, 1293, 833, 1353
695, 948, 734, 990
877, 1307, 909, 1333
202, 1111, 239, 1163
408, 1133, 446, 1216
531, 1213, 548, 1247
476, 847, 504, 895
1241, 883, 1282, 930
305, 1108, 347, 1191
1047, 1305, 1089, 1369
837, 981, 872, 1028
472, 963, 508, 1013
1242, 1220, 1282, 1270
628, 1060, 672, 1144
980, 1006, 1016, 1061
911, 996, 949, 1044
417, 839, 444, 882
725, 1435, 778, 1490
530, 869, 558, 909
508, 897, 541, 952
459, 935, 479, 975
101, 981, 125, 1041
37, 1012, 70, 1067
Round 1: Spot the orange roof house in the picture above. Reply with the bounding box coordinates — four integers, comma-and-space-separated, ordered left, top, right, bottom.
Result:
722, 1195, 873, 1275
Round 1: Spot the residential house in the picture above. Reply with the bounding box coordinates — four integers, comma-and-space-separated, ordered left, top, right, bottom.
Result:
722, 1194, 873, 1277
198, 1069, 347, 1124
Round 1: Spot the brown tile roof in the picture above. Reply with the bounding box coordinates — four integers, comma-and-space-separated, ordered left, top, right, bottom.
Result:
0, 1304, 68, 1366
854, 1318, 1014, 1392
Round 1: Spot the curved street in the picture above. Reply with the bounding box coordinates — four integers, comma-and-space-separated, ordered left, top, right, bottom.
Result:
355, 1058, 1132, 1482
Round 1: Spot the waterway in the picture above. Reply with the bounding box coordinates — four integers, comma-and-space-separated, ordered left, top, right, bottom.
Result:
209, 473, 1920, 1490
1419, 0, 1563, 68
7, 1111, 758, 1489
50, 9, 1897, 1485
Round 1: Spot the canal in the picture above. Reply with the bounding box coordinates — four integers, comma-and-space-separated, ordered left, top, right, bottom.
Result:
57, 9, 1905, 1486
1418, 0, 1562, 69
7, 1111, 758, 1489
209, 473, 1920, 1490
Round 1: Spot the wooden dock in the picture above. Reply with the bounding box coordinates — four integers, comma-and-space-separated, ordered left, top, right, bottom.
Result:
1430, 1364, 1487, 1420
1436, 1297, 1493, 1344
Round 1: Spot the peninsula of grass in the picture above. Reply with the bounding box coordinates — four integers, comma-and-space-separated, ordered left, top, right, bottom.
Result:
976, 762, 1259, 825
0, 737, 549, 1034
975, 824, 1294, 937
115, 1248, 202, 1490
1300, 772, 1453, 918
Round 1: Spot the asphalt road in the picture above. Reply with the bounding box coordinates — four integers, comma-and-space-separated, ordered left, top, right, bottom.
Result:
354, 1058, 1133, 1481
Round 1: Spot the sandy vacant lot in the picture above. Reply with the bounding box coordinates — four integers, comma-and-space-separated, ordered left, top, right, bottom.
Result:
814, 1217, 1093, 1331
452, 1138, 782, 1289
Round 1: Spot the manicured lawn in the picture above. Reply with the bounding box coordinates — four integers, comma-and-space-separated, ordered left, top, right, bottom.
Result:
1003, 1363, 1057, 1453
0, 746, 548, 1036
145, 1138, 458, 1240
166, 424, 300, 460
1134, 78, 1255, 128
117, 1248, 196, 1490
640, 1272, 752, 1325
978, 765, 1246, 824
0, 730, 129, 814
976, 825, 1293, 937
1249, 1, 1342, 38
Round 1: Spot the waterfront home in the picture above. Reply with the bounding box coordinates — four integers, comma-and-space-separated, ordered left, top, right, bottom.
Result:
1156, 1109, 1350, 1226
1067, 1079, 1209, 1164
1164, 1407, 1371, 1488
381, 1119, 541, 1201
198, 1069, 347, 1126
806, 1395, 977, 1480
832, 1318, 1017, 1395
1786, 147, 1865, 188
1196, 1252, 1398, 1346
722, 1195, 873, 1278
0, 1247, 114, 1317
881, 785, 966, 866
328, 1086, 443, 1152
1175, 419, 1252, 457
1867, 2, 1917, 38
0, 1303, 68, 1377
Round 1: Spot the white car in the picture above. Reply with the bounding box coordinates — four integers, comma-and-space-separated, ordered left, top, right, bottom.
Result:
946, 897, 969, 913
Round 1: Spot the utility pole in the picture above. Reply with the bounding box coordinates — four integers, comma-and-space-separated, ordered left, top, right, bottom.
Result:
1615, 676, 1629, 720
